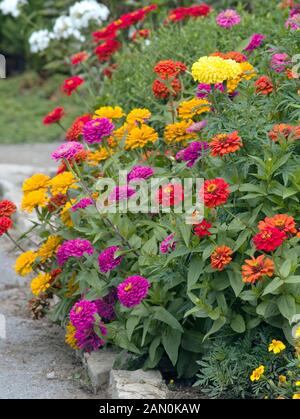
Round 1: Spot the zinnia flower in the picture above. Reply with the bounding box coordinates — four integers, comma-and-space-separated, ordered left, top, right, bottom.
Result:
37, 235, 62, 262
211, 51, 247, 63
154, 60, 187, 79
268, 123, 300, 142
62, 76, 84, 96
94, 296, 116, 321
176, 141, 209, 167
70, 299, 98, 330
270, 53, 290, 73
15, 250, 37, 276
201, 178, 230, 208
285, 13, 300, 30
57, 239, 94, 266
126, 108, 151, 125
255, 76, 273, 95
127, 166, 154, 182
178, 98, 211, 119
30, 273, 52, 296
66, 114, 91, 141
49, 172, 77, 195
70, 51, 89, 65
244, 34, 265, 52
242, 255, 275, 284
21, 190, 49, 213
156, 183, 184, 206
65, 322, 79, 350
94, 106, 124, 120
211, 245, 233, 271
258, 214, 297, 236
47, 193, 68, 213
216, 9, 241, 28
167, 4, 211, 22
83, 118, 114, 144
117, 275, 150, 308
75, 324, 107, 352
253, 227, 286, 252
210, 131, 243, 157
196, 83, 224, 98
194, 220, 212, 237
94, 39, 120, 61
164, 120, 197, 144
98, 246, 122, 273
268, 339, 286, 354
250, 365, 265, 382
152, 78, 182, 99
43, 107, 65, 125
51, 142, 84, 161
192, 56, 242, 85
0, 200, 16, 217
160, 234, 176, 254
108, 185, 136, 202
186, 120, 208, 133
0, 216, 13, 236
125, 125, 158, 150
71, 198, 94, 212
22, 173, 50, 194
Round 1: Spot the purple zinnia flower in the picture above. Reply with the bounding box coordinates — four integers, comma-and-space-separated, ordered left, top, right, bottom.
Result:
127, 166, 154, 182
57, 239, 94, 266
216, 9, 241, 28
83, 118, 114, 144
285, 14, 300, 30
71, 198, 94, 212
108, 185, 136, 202
176, 141, 209, 167
75, 322, 107, 352
196, 83, 224, 99
244, 34, 265, 52
160, 234, 176, 254
270, 53, 291, 73
94, 292, 116, 321
186, 120, 208, 133
51, 142, 84, 161
117, 275, 150, 308
98, 246, 122, 273
70, 299, 98, 330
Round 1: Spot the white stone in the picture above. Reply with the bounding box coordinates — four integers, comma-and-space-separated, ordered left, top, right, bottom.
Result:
83, 350, 116, 392
109, 369, 168, 399
46, 371, 55, 380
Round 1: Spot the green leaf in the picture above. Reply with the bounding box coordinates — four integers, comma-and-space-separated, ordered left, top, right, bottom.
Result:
203, 316, 226, 341
142, 236, 157, 255
230, 314, 246, 333
141, 317, 151, 346
149, 336, 161, 362
279, 260, 292, 278
262, 277, 284, 296
126, 316, 140, 341
181, 330, 204, 353
202, 243, 215, 261
162, 328, 182, 366
277, 295, 296, 320
153, 307, 183, 332
285, 275, 300, 284
187, 256, 202, 290
233, 230, 250, 252
229, 271, 244, 297
178, 224, 191, 247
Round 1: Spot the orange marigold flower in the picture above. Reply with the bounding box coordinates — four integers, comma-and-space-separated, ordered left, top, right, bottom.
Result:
268, 123, 300, 142
211, 245, 233, 271
258, 214, 297, 236
201, 178, 230, 208
255, 76, 273, 95
210, 131, 243, 157
242, 255, 274, 284
154, 60, 187, 80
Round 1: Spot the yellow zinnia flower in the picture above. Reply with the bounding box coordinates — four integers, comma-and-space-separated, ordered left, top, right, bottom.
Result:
250, 365, 265, 382
37, 235, 62, 262
227, 61, 256, 92
15, 250, 37, 276
21, 189, 49, 213
178, 98, 211, 119
87, 147, 110, 165
94, 106, 124, 120
279, 375, 287, 384
50, 172, 78, 195
191, 56, 242, 85
65, 322, 79, 350
60, 200, 75, 227
164, 120, 197, 144
126, 108, 151, 125
295, 381, 300, 386
292, 393, 300, 399
268, 339, 286, 354
30, 272, 52, 296
22, 173, 50, 194
125, 124, 158, 150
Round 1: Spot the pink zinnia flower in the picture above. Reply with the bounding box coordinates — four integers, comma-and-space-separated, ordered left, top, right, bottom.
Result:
127, 166, 154, 182
98, 246, 122, 273
244, 34, 265, 52
57, 239, 94, 266
51, 142, 84, 161
176, 141, 209, 167
83, 118, 114, 144
108, 185, 136, 202
160, 234, 176, 254
196, 83, 224, 99
186, 120, 208, 133
70, 299, 98, 330
75, 324, 107, 352
216, 9, 241, 28
285, 13, 300, 29
270, 53, 290, 73
94, 290, 117, 321
117, 275, 150, 308
71, 198, 94, 212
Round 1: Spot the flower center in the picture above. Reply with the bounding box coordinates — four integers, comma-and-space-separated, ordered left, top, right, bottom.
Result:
207, 184, 217, 192
124, 283, 132, 292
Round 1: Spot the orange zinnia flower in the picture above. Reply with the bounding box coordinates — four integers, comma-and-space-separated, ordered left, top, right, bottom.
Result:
210, 131, 242, 157
211, 245, 233, 271
268, 123, 300, 142
255, 76, 273, 95
258, 214, 297, 236
242, 255, 274, 284
201, 178, 230, 208
211, 51, 247, 63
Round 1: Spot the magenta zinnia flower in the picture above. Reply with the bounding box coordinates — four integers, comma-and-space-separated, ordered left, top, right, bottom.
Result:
83, 118, 114, 144
160, 234, 176, 254
98, 246, 122, 273
75, 325, 107, 352
108, 185, 136, 202
270, 53, 290, 73
70, 299, 98, 330
244, 34, 265, 52
176, 141, 209, 167
57, 239, 94, 266
71, 198, 94, 212
117, 275, 150, 308
216, 9, 241, 28
128, 166, 154, 182
51, 142, 84, 161
186, 120, 208, 133
196, 83, 224, 99
94, 291, 116, 321
285, 14, 300, 30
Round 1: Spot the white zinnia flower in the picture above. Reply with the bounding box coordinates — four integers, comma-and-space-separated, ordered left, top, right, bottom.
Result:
52, 15, 85, 41
0, 0, 27, 18
28, 29, 53, 53
69, 0, 109, 29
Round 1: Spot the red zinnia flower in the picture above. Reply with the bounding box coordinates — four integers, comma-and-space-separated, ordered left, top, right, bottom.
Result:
156, 183, 184, 206
62, 76, 84, 96
66, 114, 91, 141
253, 226, 286, 252
70, 51, 89, 65
43, 107, 65, 125
56, 150, 88, 174
154, 60, 187, 80
201, 178, 230, 208
167, 4, 211, 22
0, 216, 13, 236
242, 255, 275, 284
255, 76, 273, 95
211, 51, 247, 63
94, 39, 121, 62
47, 194, 68, 213
194, 220, 212, 237
210, 131, 243, 157
0, 200, 17, 217
92, 23, 118, 42
152, 78, 182, 99
268, 123, 300, 142
211, 245, 233, 271
103, 64, 118, 79
258, 214, 297, 236
132, 29, 151, 41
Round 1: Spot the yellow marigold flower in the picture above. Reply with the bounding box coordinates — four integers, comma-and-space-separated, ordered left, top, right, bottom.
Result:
178, 98, 211, 119
268, 339, 286, 354
50, 172, 77, 195
37, 235, 62, 262
15, 250, 36, 276
191, 56, 242, 84
250, 365, 265, 382
279, 375, 287, 384
164, 120, 197, 144
125, 124, 158, 150
65, 322, 79, 350
30, 272, 52, 296
292, 393, 300, 399
126, 108, 151, 125
21, 189, 49, 213
87, 148, 110, 166
60, 200, 75, 227
94, 106, 124, 120
22, 173, 50, 194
